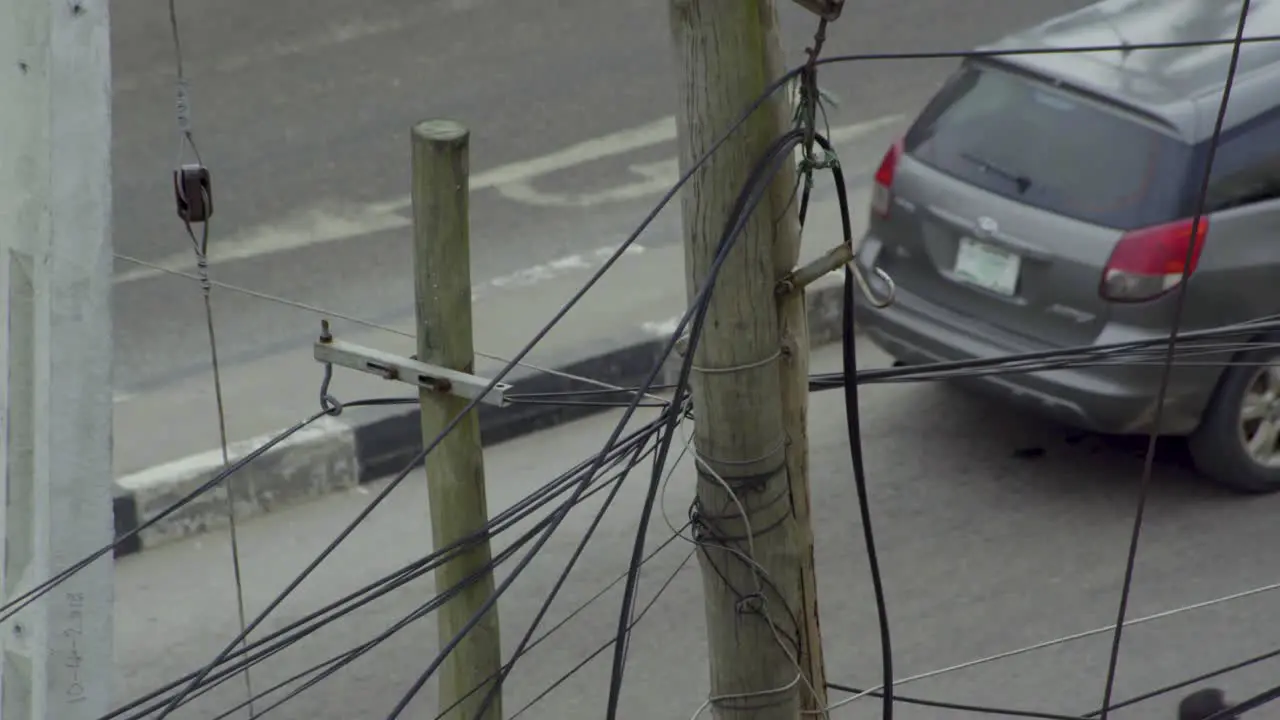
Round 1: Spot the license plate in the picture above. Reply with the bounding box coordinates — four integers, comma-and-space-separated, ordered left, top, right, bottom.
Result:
954, 237, 1020, 296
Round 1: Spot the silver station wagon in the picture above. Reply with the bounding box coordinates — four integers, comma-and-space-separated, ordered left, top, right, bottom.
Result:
853, 0, 1280, 493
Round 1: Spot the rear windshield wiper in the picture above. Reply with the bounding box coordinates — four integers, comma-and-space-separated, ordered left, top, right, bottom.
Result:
960, 151, 1032, 194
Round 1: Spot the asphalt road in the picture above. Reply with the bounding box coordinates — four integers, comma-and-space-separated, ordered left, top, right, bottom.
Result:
112, 340, 1280, 720
109, 0, 1093, 457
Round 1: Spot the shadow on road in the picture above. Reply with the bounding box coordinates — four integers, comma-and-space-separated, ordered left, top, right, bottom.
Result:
852, 379, 1260, 511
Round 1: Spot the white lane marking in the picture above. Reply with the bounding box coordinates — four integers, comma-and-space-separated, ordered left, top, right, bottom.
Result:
498, 158, 679, 208
115, 0, 494, 93
115, 113, 901, 286
471, 245, 646, 302
461, 117, 676, 203
115, 118, 675, 286
114, 202, 409, 284
500, 113, 903, 208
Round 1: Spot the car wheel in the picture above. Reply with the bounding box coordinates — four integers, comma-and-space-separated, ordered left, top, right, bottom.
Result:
1189, 340, 1280, 494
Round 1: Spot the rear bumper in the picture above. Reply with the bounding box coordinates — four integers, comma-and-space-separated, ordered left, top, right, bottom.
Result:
853, 285, 1215, 436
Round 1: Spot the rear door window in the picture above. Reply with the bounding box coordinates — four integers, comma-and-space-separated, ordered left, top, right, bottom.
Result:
903, 61, 1193, 230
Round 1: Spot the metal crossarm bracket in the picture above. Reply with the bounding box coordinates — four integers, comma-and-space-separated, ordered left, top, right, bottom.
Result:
777, 244, 853, 295
314, 337, 511, 407
788, 0, 843, 20
775, 243, 896, 308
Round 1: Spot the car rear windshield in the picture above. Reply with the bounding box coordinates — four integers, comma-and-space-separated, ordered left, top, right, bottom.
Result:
903, 61, 1193, 230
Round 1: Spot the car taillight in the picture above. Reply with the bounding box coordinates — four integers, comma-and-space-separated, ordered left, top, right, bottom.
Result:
871, 139, 903, 218
1100, 217, 1210, 302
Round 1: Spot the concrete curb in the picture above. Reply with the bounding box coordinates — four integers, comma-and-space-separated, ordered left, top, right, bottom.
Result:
111, 280, 852, 557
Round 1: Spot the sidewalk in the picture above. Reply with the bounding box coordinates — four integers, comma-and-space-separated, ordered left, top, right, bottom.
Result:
112, 181, 872, 554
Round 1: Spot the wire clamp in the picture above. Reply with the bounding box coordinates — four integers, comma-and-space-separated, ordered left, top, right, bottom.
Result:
777, 244, 854, 295
314, 323, 511, 407
799, 147, 839, 173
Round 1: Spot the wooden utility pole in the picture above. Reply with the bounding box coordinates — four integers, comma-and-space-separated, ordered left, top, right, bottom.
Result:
669, 0, 827, 717
0, 0, 116, 718
411, 119, 503, 720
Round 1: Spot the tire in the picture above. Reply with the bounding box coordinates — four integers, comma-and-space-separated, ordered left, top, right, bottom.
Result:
1189, 337, 1280, 494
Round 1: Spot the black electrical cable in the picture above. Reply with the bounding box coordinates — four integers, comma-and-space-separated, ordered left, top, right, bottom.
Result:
603, 127, 811, 719
814, 342, 1273, 388
1087, 645, 1280, 717
109, 413, 669, 718
108, 412, 672, 720
384, 381, 696, 712
1096, 4, 1252, 719
829, 639, 1280, 720
205, 484, 624, 720
466, 419, 665, 719
113, 460, 640, 720
262, 528, 699, 720
806, 317, 1280, 391
0, 397, 415, 626
431, 526, 692, 720
216, 519, 547, 720
381, 357, 697, 716
265, 445, 673, 720
115, 427, 668, 720
826, 640, 1280, 720
826, 590, 1280, 720
803, 129, 895, 720
509, 548, 698, 720
505, 315, 1280, 403
147, 439, 432, 716
814, 35, 1280, 69
0, 406, 322, 623
506, 397, 670, 409
175, 395, 662, 720
120, 485, 607, 719
824, 639, 1280, 720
